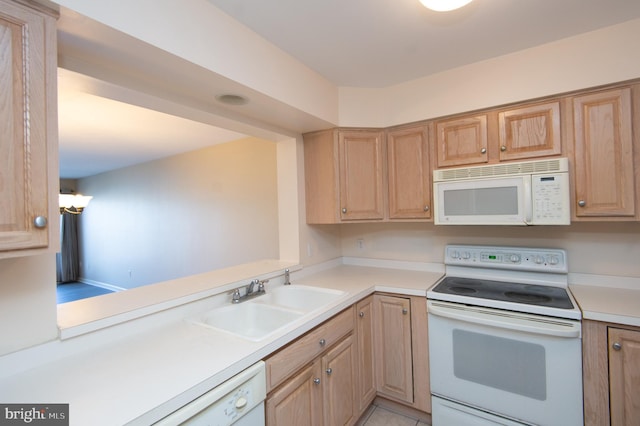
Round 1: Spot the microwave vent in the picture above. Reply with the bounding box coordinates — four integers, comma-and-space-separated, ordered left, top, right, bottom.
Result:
434, 158, 568, 181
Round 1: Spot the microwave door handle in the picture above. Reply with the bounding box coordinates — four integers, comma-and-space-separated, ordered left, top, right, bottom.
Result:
428, 302, 581, 338
523, 177, 533, 224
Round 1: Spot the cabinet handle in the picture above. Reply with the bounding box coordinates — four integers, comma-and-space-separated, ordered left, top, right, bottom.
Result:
578, 200, 586, 207
613, 342, 622, 351
500, 145, 507, 152
359, 311, 365, 318
402, 308, 408, 315
313, 378, 321, 385
480, 148, 487, 154
341, 208, 347, 214
423, 206, 430, 212
326, 368, 332, 375
319, 338, 326, 347
33, 216, 48, 229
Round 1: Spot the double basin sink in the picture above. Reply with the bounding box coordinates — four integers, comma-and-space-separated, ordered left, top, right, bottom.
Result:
192, 285, 345, 341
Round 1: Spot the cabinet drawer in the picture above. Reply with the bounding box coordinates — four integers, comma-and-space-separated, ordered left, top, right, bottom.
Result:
266, 307, 354, 392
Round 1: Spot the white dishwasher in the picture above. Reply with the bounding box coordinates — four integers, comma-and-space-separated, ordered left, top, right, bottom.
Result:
155, 361, 266, 426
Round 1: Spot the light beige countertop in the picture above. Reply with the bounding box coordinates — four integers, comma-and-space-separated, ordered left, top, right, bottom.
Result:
570, 280, 640, 328
0, 259, 443, 426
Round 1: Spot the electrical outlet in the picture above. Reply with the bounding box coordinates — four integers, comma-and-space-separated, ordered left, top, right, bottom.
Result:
357, 239, 364, 250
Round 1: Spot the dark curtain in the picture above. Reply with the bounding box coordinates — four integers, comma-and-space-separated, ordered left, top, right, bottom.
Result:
56, 212, 80, 283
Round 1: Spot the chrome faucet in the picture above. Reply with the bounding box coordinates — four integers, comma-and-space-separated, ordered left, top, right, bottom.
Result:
247, 279, 259, 294
284, 269, 291, 285
231, 278, 268, 304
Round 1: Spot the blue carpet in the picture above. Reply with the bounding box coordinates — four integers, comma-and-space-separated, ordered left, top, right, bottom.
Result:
57, 282, 115, 304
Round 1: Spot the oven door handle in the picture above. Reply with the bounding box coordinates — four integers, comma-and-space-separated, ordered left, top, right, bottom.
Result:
428, 301, 581, 338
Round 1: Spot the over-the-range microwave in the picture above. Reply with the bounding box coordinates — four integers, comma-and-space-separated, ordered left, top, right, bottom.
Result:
433, 157, 570, 225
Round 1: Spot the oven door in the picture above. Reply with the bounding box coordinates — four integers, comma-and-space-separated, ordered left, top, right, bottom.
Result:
428, 300, 583, 426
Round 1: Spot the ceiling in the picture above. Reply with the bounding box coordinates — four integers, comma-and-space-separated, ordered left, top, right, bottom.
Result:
206, 0, 640, 88
58, 0, 640, 179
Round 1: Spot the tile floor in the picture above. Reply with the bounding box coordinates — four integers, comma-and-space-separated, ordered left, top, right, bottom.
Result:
356, 404, 428, 426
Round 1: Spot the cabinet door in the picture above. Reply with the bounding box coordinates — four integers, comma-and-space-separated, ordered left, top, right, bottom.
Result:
373, 295, 413, 403
338, 130, 385, 220
573, 88, 636, 218
0, 1, 55, 253
322, 335, 357, 426
387, 126, 432, 219
498, 101, 561, 161
435, 115, 488, 168
266, 362, 323, 426
355, 296, 376, 413
608, 327, 640, 426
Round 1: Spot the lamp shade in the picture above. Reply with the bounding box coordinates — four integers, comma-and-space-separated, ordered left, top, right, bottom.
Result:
59, 193, 92, 211
419, 0, 473, 12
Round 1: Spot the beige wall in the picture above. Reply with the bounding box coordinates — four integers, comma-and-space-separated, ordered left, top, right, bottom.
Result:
339, 222, 640, 279
0, 255, 58, 355
2, 3, 640, 356
338, 18, 640, 127
77, 138, 280, 289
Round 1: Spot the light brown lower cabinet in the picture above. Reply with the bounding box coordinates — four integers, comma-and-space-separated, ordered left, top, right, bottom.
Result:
583, 320, 640, 426
373, 294, 431, 413
355, 296, 376, 412
265, 294, 430, 425
265, 307, 359, 425
266, 363, 323, 426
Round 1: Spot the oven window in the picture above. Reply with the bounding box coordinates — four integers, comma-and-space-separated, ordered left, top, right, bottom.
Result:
452, 330, 546, 400
444, 187, 518, 216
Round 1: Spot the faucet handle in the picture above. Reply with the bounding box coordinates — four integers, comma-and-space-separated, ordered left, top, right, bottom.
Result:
258, 279, 269, 292
232, 288, 241, 303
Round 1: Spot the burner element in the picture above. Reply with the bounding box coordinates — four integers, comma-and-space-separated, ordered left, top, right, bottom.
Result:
431, 276, 574, 310
504, 291, 553, 304
450, 286, 478, 295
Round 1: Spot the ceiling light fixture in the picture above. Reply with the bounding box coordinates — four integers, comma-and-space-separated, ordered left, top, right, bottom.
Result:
419, 0, 473, 12
215, 94, 249, 106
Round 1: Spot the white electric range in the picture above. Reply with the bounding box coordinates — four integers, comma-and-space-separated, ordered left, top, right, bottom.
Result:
427, 245, 583, 426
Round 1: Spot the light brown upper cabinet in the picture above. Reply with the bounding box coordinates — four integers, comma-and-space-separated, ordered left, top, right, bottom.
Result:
0, 0, 58, 258
435, 101, 562, 169
498, 101, 561, 161
304, 128, 385, 223
571, 87, 639, 220
435, 114, 488, 168
387, 125, 432, 219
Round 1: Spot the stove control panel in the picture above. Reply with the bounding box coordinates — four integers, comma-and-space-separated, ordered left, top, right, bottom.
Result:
446, 245, 567, 272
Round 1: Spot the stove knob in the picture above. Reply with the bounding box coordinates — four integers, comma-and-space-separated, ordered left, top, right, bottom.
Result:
549, 255, 559, 265
450, 250, 460, 259
534, 255, 544, 264
509, 254, 520, 263
462, 251, 471, 260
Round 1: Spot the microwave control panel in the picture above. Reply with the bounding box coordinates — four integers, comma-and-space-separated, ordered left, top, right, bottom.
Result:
531, 173, 570, 224
445, 245, 568, 273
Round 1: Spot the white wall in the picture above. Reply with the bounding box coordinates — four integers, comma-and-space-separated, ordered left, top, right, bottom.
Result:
0, 255, 58, 355
3, 3, 640, 357
339, 18, 640, 127
340, 222, 640, 279
52, 0, 339, 125
77, 138, 279, 289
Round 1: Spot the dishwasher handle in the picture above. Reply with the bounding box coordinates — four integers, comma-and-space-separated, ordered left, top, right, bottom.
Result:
428, 300, 581, 338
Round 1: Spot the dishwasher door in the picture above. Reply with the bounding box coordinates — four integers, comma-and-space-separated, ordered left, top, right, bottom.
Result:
155, 361, 266, 426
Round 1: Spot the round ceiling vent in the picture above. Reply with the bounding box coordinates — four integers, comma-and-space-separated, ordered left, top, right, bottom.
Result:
215, 94, 249, 106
